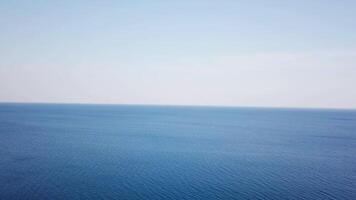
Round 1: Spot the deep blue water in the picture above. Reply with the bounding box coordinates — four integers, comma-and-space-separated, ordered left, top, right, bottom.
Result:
0, 103, 356, 200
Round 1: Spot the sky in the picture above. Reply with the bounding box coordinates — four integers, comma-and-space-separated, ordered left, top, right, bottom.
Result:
0, 0, 356, 109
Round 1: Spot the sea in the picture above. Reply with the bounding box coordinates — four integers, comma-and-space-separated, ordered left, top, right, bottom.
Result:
0, 103, 355, 200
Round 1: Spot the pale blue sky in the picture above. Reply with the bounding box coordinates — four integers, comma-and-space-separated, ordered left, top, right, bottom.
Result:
1, 0, 356, 108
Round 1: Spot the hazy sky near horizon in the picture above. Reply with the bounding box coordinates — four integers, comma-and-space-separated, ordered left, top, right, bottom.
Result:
1, 0, 356, 108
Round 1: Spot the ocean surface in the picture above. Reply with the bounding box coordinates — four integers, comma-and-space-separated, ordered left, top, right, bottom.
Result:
0, 103, 356, 200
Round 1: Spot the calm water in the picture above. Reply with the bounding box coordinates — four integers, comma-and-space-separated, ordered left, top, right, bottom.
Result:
1, 103, 356, 200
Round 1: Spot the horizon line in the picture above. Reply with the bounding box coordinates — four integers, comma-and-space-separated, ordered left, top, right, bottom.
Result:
1, 101, 355, 111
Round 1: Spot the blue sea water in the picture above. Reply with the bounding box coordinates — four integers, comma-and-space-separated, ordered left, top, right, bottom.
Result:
0, 103, 356, 200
